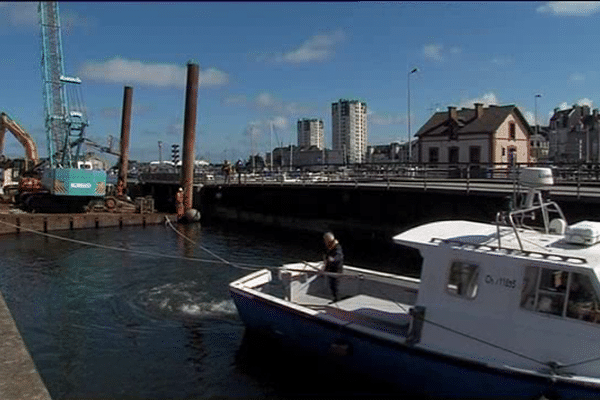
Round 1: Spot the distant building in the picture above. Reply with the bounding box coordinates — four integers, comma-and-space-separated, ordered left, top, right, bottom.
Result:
331, 99, 368, 164
529, 126, 550, 163
269, 146, 344, 170
548, 105, 600, 163
297, 118, 324, 149
415, 103, 531, 167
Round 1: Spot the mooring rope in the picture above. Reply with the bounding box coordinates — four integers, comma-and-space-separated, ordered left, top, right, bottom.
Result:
0, 218, 268, 271
164, 217, 270, 271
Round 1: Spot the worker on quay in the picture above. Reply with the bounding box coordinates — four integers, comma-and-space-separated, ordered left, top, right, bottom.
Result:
175, 187, 184, 220
235, 159, 243, 184
116, 178, 125, 198
222, 160, 232, 184
323, 232, 344, 303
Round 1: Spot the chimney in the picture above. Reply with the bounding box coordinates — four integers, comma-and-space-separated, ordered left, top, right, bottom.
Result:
448, 106, 457, 121
474, 103, 484, 119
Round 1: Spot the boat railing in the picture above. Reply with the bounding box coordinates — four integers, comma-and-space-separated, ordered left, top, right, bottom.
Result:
430, 237, 587, 265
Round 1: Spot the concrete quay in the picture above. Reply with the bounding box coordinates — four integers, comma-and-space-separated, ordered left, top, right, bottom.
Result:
0, 292, 52, 400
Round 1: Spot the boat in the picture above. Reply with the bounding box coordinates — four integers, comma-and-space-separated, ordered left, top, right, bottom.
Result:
229, 167, 600, 398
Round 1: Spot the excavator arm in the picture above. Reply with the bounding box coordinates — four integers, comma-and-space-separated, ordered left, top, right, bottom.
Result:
0, 113, 40, 166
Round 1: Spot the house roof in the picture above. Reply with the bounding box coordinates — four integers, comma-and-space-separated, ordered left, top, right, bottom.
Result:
415, 104, 532, 138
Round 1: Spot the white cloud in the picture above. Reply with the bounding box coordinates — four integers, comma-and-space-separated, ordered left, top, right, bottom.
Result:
370, 113, 406, 126
422, 44, 461, 62
2, 2, 37, 27
570, 72, 586, 82
554, 99, 594, 111
524, 111, 536, 125
272, 29, 345, 63
222, 92, 312, 115
537, 1, 600, 16
457, 92, 499, 109
423, 44, 444, 61
578, 97, 593, 107
491, 56, 513, 66
78, 58, 228, 88
1, 2, 91, 32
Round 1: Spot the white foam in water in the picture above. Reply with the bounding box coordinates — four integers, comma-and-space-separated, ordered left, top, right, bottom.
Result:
137, 281, 237, 320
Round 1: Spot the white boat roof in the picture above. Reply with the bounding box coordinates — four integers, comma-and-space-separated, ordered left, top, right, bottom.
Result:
393, 220, 600, 271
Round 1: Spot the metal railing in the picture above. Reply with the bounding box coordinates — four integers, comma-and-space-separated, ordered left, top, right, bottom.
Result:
134, 162, 600, 198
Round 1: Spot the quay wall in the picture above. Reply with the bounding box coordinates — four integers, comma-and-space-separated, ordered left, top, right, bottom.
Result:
0, 212, 175, 236
197, 184, 600, 241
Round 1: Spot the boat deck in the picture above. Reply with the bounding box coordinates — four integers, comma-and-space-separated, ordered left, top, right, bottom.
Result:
297, 293, 412, 337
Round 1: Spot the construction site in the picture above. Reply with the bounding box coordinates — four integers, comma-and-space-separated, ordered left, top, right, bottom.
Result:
0, 2, 201, 235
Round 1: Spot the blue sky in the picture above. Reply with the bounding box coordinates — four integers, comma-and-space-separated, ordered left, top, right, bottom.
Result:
2, 1, 600, 163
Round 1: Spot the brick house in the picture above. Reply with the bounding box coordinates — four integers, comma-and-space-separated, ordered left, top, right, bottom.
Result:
415, 103, 532, 169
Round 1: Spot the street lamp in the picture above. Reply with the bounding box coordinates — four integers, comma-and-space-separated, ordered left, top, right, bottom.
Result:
534, 94, 541, 136
407, 67, 418, 163
158, 141, 162, 163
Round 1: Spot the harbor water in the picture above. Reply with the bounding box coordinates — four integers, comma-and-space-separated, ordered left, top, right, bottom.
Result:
0, 222, 417, 399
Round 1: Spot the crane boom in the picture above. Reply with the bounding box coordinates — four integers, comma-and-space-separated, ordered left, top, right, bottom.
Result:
39, 1, 88, 168
38, 1, 106, 201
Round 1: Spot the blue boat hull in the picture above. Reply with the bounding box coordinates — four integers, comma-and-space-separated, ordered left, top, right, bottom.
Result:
231, 288, 600, 399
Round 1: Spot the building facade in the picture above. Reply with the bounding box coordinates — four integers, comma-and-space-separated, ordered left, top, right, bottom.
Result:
331, 99, 368, 164
548, 105, 600, 163
297, 118, 324, 149
416, 103, 531, 168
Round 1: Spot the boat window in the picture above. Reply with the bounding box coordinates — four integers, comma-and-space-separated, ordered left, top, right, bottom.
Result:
566, 273, 600, 322
535, 269, 567, 316
447, 261, 479, 299
521, 266, 600, 322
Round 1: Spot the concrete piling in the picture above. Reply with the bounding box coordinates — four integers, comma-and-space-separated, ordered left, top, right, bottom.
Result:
118, 86, 133, 191
180, 61, 200, 221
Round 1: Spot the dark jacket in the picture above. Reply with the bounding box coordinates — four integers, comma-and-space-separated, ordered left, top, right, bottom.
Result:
325, 242, 343, 273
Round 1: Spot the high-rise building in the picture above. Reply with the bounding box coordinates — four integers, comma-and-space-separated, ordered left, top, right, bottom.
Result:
331, 99, 368, 163
297, 118, 324, 149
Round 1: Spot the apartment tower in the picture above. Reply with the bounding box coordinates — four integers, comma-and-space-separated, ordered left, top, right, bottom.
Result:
331, 99, 368, 163
297, 118, 324, 149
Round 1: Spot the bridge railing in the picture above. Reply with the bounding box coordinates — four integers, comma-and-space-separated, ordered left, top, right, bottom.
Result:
137, 162, 600, 198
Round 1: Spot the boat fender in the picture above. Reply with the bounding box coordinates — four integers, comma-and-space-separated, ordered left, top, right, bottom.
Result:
406, 306, 426, 345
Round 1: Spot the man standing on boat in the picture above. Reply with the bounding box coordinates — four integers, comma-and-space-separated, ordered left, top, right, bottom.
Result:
323, 232, 343, 302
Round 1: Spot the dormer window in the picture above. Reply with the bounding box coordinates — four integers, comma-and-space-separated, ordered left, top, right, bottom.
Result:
449, 125, 458, 140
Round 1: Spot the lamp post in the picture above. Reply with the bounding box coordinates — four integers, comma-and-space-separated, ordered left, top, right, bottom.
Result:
158, 141, 162, 163
534, 94, 541, 136
407, 67, 418, 163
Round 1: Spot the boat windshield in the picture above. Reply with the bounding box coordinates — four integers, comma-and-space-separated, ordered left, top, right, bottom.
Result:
521, 266, 600, 323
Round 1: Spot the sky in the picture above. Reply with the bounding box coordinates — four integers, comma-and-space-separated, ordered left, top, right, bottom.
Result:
2, 1, 600, 164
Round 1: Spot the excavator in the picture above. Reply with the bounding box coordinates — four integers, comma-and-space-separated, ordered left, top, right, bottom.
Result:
0, 112, 44, 203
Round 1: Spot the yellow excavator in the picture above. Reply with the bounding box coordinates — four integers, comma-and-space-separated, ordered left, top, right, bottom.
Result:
0, 112, 43, 203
